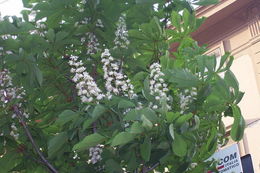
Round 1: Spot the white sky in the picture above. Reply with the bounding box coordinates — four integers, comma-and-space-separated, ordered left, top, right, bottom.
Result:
0, 0, 24, 17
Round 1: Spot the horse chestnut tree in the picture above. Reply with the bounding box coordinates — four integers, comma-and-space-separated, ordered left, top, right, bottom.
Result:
0, 0, 245, 172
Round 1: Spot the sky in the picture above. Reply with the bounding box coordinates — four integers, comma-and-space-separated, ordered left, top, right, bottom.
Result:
0, 0, 24, 17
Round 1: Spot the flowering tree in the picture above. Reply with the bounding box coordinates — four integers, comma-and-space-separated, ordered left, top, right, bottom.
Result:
0, 0, 245, 172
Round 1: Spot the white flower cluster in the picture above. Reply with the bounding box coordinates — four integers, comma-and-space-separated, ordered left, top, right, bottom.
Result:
96, 19, 104, 28
69, 55, 105, 103
81, 17, 90, 25
73, 150, 80, 160
88, 145, 103, 164
149, 62, 171, 110
85, 32, 100, 55
0, 69, 25, 108
10, 123, 19, 140
179, 88, 197, 114
101, 49, 136, 99
114, 16, 130, 49
0, 69, 28, 140
80, 18, 104, 55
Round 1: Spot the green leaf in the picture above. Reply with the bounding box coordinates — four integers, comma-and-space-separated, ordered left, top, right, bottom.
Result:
217, 53, 230, 72
73, 133, 106, 151
194, 0, 219, 6
140, 107, 158, 122
171, 11, 182, 32
205, 56, 216, 72
130, 122, 144, 134
219, 56, 234, 72
141, 114, 153, 129
169, 124, 175, 140
133, 71, 147, 82
235, 91, 244, 104
206, 128, 217, 154
123, 109, 140, 121
203, 94, 226, 112
165, 69, 200, 88
0, 151, 21, 172
166, 112, 180, 123
183, 9, 191, 32
213, 77, 231, 100
175, 113, 193, 126
0, 21, 18, 35
34, 66, 43, 86
105, 159, 123, 173
140, 137, 151, 162
46, 29, 55, 42
142, 76, 155, 101
172, 133, 187, 157
224, 70, 239, 92
92, 105, 106, 120
22, 0, 30, 8
48, 132, 68, 158
83, 119, 94, 130
111, 132, 135, 146
230, 105, 245, 141
118, 100, 135, 109
160, 52, 175, 69
55, 110, 78, 126
136, 0, 159, 3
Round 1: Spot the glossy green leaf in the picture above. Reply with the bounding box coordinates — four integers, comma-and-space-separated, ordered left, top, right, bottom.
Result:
105, 159, 123, 173
171, 11, 182, 32
194, 0, 219, 6
130, 122, 144, 134
172, 133, 187, 157
165, 69, 200, 88
123, 109, 140, 121
175, 113, 193, 126
55, 110, 78, 126
111, 132, 135, 146
166, 112, 180, 123
92, 105, 106, 120
48, 132, 68, 158
231, 105, 245, 141
140, 107, 158, 122
141, 114, 153, 129
224, 70, 239, 92
169, 123, 175, 140
140, 137, 151, 162
118, 99, 135, 109
73, 133, 106, 151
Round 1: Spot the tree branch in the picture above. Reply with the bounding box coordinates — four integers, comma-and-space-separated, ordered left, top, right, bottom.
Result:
141, 162, 160, 173
13, 105, 58, 173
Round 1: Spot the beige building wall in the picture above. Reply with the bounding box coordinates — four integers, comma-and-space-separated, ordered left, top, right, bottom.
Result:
194, 0, 260, 172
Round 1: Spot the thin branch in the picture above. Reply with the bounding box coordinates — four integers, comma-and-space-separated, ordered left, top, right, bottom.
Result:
143, 162, 160, 173
13, 105, 58, 173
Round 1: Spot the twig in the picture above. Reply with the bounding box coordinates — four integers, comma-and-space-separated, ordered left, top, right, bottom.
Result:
142, 162, 160, 173
13, 105, 58, 173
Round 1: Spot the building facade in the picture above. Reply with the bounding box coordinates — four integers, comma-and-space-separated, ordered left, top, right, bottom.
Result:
194, 0, 260, 172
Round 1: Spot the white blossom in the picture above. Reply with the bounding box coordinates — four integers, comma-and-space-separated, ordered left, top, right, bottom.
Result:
80, 18, 103, 55
149, 62, 171, 110
85, 32, 100, 55
88, 145, 103, 164
10, 123, 19, 140
179, 88, 197, 113
68, 55, 105, 103
96, 19, 104, 28
101, 49, 136, 99
114, 15, 130, 49
0, 69, 28, 140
